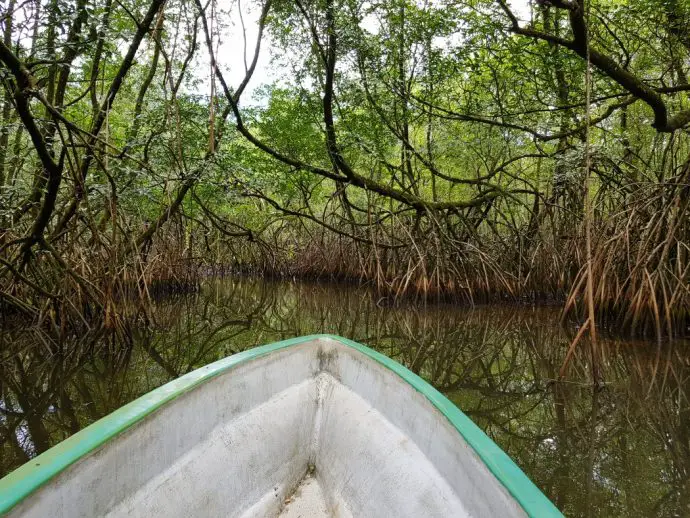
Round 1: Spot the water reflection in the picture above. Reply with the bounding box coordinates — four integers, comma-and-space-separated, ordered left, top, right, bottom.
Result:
1, 277, 689, 517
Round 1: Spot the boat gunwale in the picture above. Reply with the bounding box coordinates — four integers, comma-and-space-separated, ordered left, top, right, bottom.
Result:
0, 334, 562, 517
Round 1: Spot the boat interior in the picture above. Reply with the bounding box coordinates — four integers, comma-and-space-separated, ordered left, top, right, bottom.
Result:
7, 337, 525, 518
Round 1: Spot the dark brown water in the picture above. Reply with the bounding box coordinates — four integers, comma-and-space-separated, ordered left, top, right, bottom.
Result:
1, 277, 689, 517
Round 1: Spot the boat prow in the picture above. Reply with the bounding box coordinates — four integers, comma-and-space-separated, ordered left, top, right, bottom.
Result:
0, 335, 562, 517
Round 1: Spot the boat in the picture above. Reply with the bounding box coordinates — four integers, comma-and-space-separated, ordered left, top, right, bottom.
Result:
0, 334, 562, 517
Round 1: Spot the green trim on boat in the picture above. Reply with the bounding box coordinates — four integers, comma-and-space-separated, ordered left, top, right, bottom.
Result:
0, 334, 563, 517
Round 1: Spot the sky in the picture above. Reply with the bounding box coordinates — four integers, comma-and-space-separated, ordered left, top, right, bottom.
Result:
205, 0, 534, 103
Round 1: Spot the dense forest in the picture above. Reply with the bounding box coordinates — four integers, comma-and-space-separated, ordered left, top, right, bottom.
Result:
0, 0, 688, 339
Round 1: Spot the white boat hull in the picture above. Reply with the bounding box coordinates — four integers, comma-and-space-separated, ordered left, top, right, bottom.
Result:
0, 335, 561, 517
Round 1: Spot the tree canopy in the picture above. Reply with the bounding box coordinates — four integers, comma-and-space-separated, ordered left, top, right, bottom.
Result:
0, 0, 688, 337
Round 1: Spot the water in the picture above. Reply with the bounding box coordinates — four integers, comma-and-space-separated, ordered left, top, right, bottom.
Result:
1, 277, 689, 517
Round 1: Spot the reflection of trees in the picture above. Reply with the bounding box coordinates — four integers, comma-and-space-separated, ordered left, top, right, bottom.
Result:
0, 325, 135, 475
617, 348, 690, 517
1, 277, 689, 517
